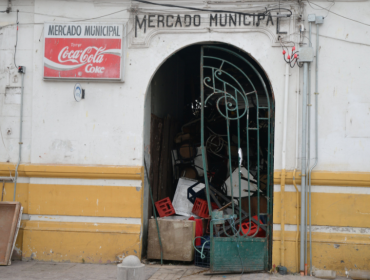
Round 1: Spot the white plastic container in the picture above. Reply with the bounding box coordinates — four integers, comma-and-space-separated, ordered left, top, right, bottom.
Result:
172, 177, 203, 217
347, 270, 370, 279
313, 270, 336, 279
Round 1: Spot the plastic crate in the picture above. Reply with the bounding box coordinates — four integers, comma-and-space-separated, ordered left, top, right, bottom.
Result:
192, 198, 218, 218
155, 197, 176, 217
238, 215, 265, 237
187, 181, 206, 204
172, 178, 204, 217
194, 244, 210, 268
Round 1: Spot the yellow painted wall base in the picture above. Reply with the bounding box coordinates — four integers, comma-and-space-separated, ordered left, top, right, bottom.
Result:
1, 163, 144, 264
273, 169, 370, 275
3, 163, 370, 268
20, 221, 141, 263
273, 231, 370, 275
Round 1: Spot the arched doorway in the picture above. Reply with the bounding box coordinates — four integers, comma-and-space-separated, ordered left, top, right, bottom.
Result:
143, 42, 275, 272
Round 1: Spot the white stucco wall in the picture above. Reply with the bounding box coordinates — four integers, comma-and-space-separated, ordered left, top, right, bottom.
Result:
0, 0, 369, 172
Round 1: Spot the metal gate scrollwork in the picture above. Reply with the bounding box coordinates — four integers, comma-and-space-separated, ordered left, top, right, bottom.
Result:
200, 45, 274, 272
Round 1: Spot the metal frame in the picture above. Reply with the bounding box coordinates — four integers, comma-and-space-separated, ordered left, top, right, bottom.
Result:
200, 45, 274, 272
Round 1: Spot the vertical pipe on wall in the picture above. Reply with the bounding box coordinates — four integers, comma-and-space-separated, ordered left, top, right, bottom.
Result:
280, 62, 290, 266
292, 19, 301, 272
305, 21, 313, 275
13, 71, 25, 201
308, 22, 321, 276
300, 62, 308, 274
293, 66, 300, 272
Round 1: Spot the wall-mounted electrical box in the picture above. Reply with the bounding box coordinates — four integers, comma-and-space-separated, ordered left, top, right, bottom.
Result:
299, 47, 314, 63
315, 16, 324, 24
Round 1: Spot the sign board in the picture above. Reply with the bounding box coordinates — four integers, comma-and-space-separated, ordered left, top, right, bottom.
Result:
43, 22, 124, 81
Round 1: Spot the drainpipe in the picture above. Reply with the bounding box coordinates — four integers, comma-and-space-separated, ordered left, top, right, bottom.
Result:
300, 16, 315, 275
300, 62, 308, 275
293, 67, 300, 272
305, 19, 313, 275
280, 62, 290, 266
292, 19, 302, 272
308, 15, 324, 276
280, 15, 294, 267
13, 67, 26, 201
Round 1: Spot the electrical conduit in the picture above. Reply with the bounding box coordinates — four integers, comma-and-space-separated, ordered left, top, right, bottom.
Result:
292, 17, 301, 272
13, 70, 25, 201
300, 62, 308, 275
293, 69, 300, 271
280, 62, 290, 266
308, 21, 322, 276
305, 21, 313, 276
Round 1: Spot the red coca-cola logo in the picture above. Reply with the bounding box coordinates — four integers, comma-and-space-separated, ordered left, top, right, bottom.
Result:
44, 38, 121, 79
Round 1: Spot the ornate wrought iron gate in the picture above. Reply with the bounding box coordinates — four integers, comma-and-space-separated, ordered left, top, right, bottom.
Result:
200, 45, 274, 272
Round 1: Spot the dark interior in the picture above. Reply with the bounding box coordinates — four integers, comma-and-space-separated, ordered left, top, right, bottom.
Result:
145, 43, 275, 264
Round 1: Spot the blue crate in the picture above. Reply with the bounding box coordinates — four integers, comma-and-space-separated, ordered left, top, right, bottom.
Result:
260, 214, 267, 225
194, 244, 210, 268
201, 235, 210, 246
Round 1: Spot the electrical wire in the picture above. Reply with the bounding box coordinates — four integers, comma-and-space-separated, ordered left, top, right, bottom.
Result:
14, 10, 19, 68
132, 0, 292, 17
10, 9, 128, 21
0, 2, 294, 30
307, 0, 370, 27
3, 12, 286, 25
1, 9, 129, 29
72, 9, 128, 22
313, 32, 370, 48
307, 0, 335, 18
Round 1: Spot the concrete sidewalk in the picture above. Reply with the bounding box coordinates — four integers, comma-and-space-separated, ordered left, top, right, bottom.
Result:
0, 261, 346, 280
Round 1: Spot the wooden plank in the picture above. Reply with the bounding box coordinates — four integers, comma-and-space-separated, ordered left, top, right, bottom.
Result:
149, 114, 163, 218
9, 207, 22, 264
159, 115, 171, 201
168, 117, 178, 200
0, 202, 21, 265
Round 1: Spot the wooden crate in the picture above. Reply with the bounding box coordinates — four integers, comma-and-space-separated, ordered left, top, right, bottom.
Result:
0, 202, 22, 265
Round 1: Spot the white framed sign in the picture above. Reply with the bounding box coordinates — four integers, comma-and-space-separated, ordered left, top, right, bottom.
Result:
43, 22, 125, 81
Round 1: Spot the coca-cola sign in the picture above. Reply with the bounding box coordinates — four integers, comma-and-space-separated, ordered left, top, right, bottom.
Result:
43, 22, 124, 81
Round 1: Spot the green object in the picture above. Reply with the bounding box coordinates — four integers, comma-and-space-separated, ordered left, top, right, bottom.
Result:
193, 236, 210, 259
211, 211, 224, 225
212, 237, 267, 272
144, 158, 163, 265
200, 45, 274, 272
